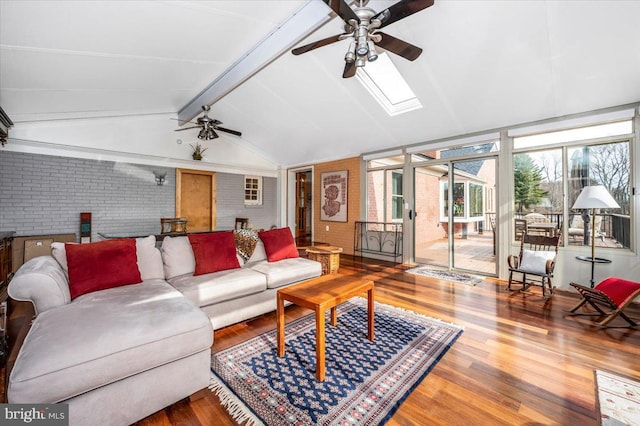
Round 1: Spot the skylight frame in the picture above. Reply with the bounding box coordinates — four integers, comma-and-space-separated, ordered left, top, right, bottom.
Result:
355, 53, 422, 116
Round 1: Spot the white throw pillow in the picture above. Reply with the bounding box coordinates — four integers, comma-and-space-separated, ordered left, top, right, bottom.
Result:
51, 242, 69, 273
135, 235, 164, 280
519, 249, 556, 275
161, 236, 196, 279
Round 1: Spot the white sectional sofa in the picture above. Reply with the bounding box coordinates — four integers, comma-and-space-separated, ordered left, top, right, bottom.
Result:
161, 234, 322, 330
7, 228, 322, 425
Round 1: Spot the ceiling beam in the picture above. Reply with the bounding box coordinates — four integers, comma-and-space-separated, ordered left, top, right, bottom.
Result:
178, 0, 332, 123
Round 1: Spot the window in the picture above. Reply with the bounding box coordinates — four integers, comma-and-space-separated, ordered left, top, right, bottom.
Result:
441, 181, 485, 220
366, 160, 403, 223
514, 121, 633, 150
469, 183, 484, 218
513, 120, 632, 249
391, 171, 403, 221
244, 176, 262, 206
356, 53, 422, 116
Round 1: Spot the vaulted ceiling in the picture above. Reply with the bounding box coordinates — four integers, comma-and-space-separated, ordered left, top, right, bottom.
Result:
2, 0, 640, 168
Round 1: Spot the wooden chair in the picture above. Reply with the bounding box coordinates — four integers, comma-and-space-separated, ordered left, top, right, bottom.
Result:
508, 233, 560, 297
567, 278, 640, 327
514, 218, 528, 241
235, 217, 249, 230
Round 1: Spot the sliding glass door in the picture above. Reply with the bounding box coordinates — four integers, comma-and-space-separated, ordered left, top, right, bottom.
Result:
413, 154, 498, 276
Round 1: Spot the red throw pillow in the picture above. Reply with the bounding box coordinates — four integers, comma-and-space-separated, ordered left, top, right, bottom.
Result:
188, 231, 240, 276
258, 227, 299, 262
66, 239, 142, 299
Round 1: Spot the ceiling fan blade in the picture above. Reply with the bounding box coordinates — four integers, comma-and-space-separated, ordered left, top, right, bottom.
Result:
343, 62, 356, 78
292, 34, 346, 55
216, 127, 242, 137
376, 32, 423, 61
174, 126, 202, 131
372, 0, 434, 29
324, 0, 360, 24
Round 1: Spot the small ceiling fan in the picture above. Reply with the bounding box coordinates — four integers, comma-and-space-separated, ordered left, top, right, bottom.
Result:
173, 105, 242, 140
292, 0, 434, 78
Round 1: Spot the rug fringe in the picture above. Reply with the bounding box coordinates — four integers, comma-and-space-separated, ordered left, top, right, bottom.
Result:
209, 372, 265, 426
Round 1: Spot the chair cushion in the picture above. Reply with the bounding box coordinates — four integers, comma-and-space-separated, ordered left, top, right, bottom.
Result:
168, 268, 267, 307
595, 277, 640, 307
66, 239, 142, 299
258, 228, 299, 262
188, 232, 240, 276
518, 249, 555, 275
249, 257, 322, 289
8, 280, 213, 404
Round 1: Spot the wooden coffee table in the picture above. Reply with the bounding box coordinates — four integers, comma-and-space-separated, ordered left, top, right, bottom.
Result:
276, 275, 374, 381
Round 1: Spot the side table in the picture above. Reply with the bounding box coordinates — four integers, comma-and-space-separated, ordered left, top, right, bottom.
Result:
306, 246, 343, 275
576, 255, 612, 288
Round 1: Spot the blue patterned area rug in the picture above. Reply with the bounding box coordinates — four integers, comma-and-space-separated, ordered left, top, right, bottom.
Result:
210, 298, 463, 425
405, 266, 484, 286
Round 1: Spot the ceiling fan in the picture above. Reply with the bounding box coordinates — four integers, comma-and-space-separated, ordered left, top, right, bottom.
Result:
292, 0, 434, 78
173, 105, 242, 140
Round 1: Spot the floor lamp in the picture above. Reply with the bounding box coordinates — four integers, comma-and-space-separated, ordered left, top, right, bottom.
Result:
572, 185, 620, 287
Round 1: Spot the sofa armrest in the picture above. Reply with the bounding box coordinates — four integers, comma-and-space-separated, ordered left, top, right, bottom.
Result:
9, 256, 71, 315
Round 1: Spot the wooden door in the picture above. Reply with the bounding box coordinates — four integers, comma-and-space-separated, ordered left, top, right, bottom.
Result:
176, 169, 216, 232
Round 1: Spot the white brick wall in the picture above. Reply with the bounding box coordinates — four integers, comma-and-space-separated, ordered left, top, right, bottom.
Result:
0, 152, 277, 239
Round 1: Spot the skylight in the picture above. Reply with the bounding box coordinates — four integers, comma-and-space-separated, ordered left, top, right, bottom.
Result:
356, 53, 422, 116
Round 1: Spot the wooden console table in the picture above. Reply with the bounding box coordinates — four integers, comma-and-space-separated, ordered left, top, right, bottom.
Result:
276, 275, 374, 381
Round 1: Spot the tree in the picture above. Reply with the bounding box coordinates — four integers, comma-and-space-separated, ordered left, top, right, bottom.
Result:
514, 154, 547, 213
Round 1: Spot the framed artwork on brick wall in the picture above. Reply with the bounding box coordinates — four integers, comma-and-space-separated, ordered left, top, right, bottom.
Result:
321, 170, 348, 222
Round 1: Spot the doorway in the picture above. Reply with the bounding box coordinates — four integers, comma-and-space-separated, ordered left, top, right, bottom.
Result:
295, 171, 312, 238
288, 167, 313, 244
414, 157, 497, 275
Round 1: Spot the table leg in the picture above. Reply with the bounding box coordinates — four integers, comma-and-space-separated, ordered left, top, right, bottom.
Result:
330, 306, 337, 326
316, 307, 326, 381
277, 293, 285, 357
367, 287, 375, 341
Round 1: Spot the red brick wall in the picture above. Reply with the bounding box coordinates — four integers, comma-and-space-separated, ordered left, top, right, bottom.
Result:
313, 157, 360, 255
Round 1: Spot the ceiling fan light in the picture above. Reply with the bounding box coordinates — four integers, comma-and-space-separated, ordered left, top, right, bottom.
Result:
367, 41, 378, 62
355, 57, 366, 68
198, 128, 207, 140
356, 36, 368, 55
345, 42, 356, 63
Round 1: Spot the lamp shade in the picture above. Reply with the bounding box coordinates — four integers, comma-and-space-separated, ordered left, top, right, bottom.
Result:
572, 185, 620, 209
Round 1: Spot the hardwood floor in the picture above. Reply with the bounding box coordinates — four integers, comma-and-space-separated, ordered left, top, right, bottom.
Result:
142, 256, 640, 425
6, 256, 640, 425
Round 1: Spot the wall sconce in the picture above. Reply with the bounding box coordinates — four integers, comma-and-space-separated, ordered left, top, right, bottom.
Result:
153, 171, 167, 186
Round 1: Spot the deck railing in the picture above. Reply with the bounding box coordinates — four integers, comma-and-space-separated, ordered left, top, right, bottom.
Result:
513, 212, 630, 248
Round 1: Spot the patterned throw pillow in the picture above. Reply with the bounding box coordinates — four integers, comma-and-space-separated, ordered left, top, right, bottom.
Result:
234, 229, 260, 261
